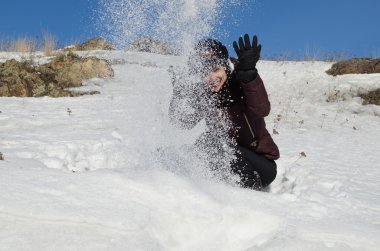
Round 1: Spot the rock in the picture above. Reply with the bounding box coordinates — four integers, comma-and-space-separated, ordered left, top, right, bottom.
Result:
0, 59, 34, 97
67, 38, 115, 51
0, 52, 114, 97
326, 58, 380, 76
128, 37, 179, 55
42, 52, 114, 88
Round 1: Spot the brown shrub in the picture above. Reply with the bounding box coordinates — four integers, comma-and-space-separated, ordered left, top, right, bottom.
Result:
358, 89, 380, 106
326, 58, 380, 76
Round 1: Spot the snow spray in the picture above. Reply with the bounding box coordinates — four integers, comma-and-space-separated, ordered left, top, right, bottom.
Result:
97, 0, 240, 52
97, 0, 242, 184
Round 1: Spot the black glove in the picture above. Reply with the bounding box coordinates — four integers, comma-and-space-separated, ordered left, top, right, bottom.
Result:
233, 34, 262, 82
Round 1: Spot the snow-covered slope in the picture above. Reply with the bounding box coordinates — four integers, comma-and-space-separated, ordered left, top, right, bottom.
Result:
0, 51, 379, 250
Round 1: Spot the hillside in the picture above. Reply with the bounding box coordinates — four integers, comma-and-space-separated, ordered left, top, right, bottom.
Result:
0, 51, 380, 250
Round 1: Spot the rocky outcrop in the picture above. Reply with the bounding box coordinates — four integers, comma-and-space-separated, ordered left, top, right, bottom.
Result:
67, 38, 115, 51
40, 53, 114, 88
128, 37, 178, 55
326, 58, 380, 76
0, 52, 114, 97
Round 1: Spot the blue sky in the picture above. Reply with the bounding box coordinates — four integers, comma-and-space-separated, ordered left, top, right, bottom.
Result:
221, 0, 380, 58
1, 0, 379, 58
0, 0, 94, 47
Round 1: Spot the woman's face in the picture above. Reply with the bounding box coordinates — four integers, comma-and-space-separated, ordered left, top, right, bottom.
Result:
203, 66, 228, 93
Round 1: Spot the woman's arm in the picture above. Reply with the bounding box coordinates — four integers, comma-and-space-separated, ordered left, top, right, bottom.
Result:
240, 74, 271, 119
168, 66, 205, 129
232, 34, 270, 118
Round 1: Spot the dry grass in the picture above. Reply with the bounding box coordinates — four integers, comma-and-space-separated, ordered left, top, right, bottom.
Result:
264, 46, 354, 62
42, 32, 57, 56
0, 38, 10, 51
0, 33, 57, 54
9, 37, 37, 53
371, 48, 380, 58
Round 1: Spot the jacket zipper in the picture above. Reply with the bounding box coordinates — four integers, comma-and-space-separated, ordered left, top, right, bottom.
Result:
243, 112, 258, 149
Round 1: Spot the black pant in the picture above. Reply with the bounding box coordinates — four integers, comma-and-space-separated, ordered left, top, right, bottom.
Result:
231, 145, 277, 189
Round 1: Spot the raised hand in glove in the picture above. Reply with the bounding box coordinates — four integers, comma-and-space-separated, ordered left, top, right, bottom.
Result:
233, 34, 261, 82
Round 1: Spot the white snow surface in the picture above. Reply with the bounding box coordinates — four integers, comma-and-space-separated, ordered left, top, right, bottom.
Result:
1, 51, 380, 250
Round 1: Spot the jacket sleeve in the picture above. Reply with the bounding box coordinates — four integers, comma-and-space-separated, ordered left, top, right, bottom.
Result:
168, 67, 205, 130
240, 74, 271, 118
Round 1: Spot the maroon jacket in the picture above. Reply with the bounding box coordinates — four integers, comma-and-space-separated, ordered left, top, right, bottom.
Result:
224, 74, 280, 160
169, 67, 280, 161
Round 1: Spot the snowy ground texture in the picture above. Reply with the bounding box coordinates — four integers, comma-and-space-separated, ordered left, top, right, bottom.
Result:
1, 51, 380, 251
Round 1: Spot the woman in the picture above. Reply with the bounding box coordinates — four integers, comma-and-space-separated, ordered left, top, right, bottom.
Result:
169, 34, 279, 191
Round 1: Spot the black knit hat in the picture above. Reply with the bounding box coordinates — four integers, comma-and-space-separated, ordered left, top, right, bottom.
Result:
196, 39, 229, 68
189, 39, 233, 75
